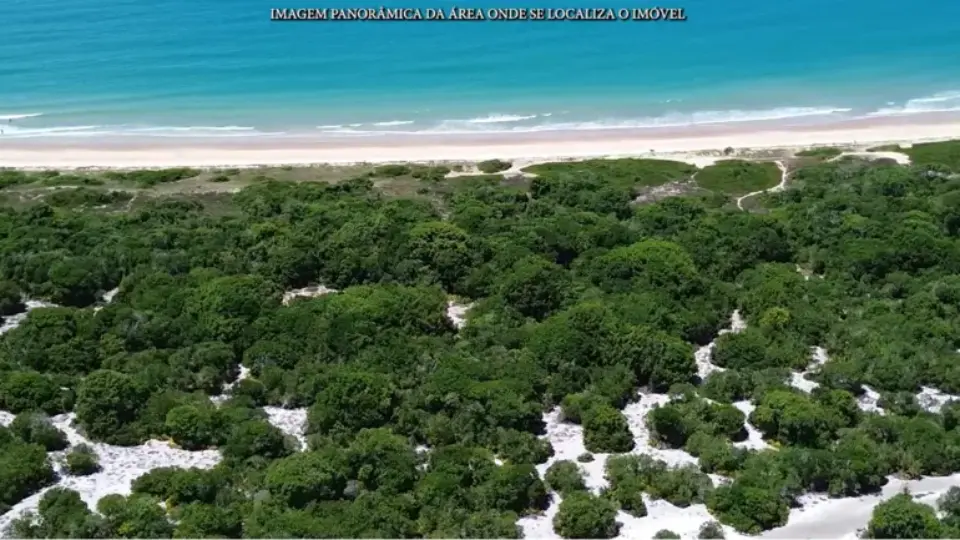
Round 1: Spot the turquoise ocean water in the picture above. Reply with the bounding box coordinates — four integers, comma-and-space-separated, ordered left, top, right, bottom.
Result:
1, 0, 959, 139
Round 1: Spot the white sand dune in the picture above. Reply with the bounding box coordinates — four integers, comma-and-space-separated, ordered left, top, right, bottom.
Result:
694, 310, 745, 379
281, 284, 338, 305
858, 385, 885, 415
916, 386, 960, 414
445, 300, 472, 330
262, 407, 308, 450
789, 346, 829, 393
0, 300, 58, 335
761, 474, 957, 539
731, 401, 771, 451
0, 413, 220, 536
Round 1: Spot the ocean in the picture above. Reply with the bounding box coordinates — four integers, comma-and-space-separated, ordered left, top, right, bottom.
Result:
1, 0, 959, 139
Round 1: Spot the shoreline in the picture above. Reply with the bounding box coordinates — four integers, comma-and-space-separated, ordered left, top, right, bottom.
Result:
0, 112, 958, 169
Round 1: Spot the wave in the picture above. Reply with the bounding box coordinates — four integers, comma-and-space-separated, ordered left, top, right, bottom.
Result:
866, 91, 960, 117
314, 106, 853, 136
0, 113, 43, 121
460, 114, 539, 124
6, 88, 960, 140
0, 125, 104, 137
0, 124, 282, 139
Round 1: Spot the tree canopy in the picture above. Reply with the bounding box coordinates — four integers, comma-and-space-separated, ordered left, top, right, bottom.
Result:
2, 144, 960, 536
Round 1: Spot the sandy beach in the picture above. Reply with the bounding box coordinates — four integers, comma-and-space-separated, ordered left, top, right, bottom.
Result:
1, 113, 958, 169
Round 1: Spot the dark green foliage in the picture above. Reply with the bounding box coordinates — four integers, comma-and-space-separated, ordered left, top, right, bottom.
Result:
654, 530, 681, 539
605, 454, 713, 510
75, 370, 150, 445
265, 448, 350, 508
524, 158, 696, 188
545, 460, 586, 494
0, 371, 73, 415
10, 411, 68, 451
0, 426, 56, 513
865, 493, 942, 539
552, 491, 620, 539
903, 139, 960, 171
499, 256, 570, 320
0, 150, 959, 534
103, 167, 200, 187
373, 164, 412, 177
64, 444, 101, 476
477, 159, 512, 174
582, 404, 635, 453
647, 396, 746, 449
9, 488, 109, 538
0, 280, 24, 315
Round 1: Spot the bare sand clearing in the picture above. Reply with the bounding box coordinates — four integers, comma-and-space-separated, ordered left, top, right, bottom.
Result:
0, 114, 956, 169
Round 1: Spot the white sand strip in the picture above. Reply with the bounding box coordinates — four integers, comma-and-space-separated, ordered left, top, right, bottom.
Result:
0, 119, 957, 168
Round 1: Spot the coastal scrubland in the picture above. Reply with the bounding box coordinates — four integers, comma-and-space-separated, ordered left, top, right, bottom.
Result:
0, 141, 960, 538
869, 139, 960, 170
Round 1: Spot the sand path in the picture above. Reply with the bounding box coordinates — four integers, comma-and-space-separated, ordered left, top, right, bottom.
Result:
736, 160, 788, 211
830, 150, 912, 165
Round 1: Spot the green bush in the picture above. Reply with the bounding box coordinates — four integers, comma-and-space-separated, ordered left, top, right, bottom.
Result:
65, 444, 101, 476
477, 159, 512, 174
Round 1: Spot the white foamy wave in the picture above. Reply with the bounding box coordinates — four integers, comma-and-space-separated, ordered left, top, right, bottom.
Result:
867, 91, 960, 117
120, 126, 278, 137
0, 125, 106, 138
127, 125, 254, 132
462, 114, 540, 124
372, 120, 414, 126
314, 106, 852, 137
0, 124, 285, 139
0, 113, 43, 121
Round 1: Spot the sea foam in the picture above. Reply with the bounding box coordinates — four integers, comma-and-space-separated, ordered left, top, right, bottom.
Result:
4, 87, 960, 140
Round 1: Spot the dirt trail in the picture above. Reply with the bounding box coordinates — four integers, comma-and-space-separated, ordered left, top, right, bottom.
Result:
736, 160, 787, 211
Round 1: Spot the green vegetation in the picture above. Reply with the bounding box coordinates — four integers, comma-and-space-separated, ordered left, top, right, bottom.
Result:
553, 492, 620, 538
902, 140, 960, 171
1, 141, 960, 536
372, 164, 412, 177
695, 160, 781, 195
865, 493, 941, 538
64, 444, 101, 476
545, 460, 587, 494
477, 159, 512, 174
698, 521, 725, 539
103, 167, 201, 187
524, 158, 696, 188
867, 144, 902, 152
9, 412, 68, 451
795, 147, 843, 159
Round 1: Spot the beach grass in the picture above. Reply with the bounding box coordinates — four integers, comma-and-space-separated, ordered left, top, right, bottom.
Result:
523, 158, 697, 188
695, 160, 781, 195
